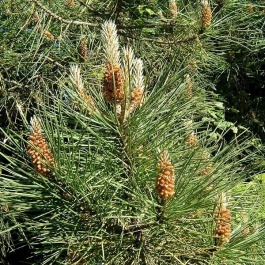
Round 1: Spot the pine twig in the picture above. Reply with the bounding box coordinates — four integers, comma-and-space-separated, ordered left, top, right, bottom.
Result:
31, 0, 99, 27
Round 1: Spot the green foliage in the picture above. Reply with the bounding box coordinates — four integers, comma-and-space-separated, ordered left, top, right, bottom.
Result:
0, 0, 265, 264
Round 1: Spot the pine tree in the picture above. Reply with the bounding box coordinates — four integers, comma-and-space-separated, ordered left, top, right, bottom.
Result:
1, 1, 265, 264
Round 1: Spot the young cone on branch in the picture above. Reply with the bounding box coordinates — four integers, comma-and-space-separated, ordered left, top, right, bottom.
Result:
26, 116, 55, 176
169, 0, 178, 18
156, 151, 175, 200
102, 21, 125, 103
130, 58, 144, 113
201, 1, 212, 28
69, 65, 96, 114
214, 193, 232, 246
185, 132, 199, 149
43, 30, 55, 41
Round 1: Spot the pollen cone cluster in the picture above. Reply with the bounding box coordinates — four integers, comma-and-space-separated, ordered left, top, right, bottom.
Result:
102, 21, 145, 117
214, 194, 231, 246
79, 38, 88, 62
80, 92, 96, 114
69, 65, 96, 114
27, 117, 55, 176
103, 62, 124, 102
169, 0, 178, 18
156, 151, 175, 200
130, 87, 143, 112
201, 2, 212, 28
185, 132, 199, 149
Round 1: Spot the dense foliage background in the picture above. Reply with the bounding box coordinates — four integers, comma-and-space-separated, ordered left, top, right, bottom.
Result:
0, 0, 265, 264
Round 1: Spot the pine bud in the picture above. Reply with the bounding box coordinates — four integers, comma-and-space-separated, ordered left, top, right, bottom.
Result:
79, 38, 88, 62
27, 116, 55, 176
201, 2, 212, 28
33, 11, 40, 23
69, 65, 96, 114
103, 63, 124, 102
80, 92, 96, 114
185, 132, 199, 150
169, 0, 178, 18
130, 58, 144, 112
130, 87, 143, 112
156, 151, 175, 200
214, 193, 231, 246
44, 30, 55, 41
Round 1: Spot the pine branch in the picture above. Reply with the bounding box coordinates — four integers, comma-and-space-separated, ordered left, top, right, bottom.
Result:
31, 0, 99, 27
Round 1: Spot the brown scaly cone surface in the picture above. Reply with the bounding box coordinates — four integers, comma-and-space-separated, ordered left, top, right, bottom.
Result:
27, 118, 55, 176
214, 204, 231, 246
201, 4, 212, 28
156, 151, 175, 200
130, 87, 143, 113
169, 0, 178, 18
185, 133, 199, 150
79, 92, 96, 115
103, 63, 124, 103
43, 30, 55, 41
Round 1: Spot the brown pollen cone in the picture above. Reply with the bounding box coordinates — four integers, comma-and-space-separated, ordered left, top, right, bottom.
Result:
156, 152, 175, 200
169, 1, 178, 18
130, 87, 143, 112
185, 133, 199, 150
200, 163, 213, 176
103, 63, 124, 102
214, 208, 231, 246
79, 92, 96, 114
201, 5, 212, 28
44, 30, 55, 41
27, 126, 55, 176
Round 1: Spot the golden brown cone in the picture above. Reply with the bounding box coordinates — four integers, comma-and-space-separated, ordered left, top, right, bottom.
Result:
214, 194, 231, 246
156, 151, 175, 200
169, 0, 178, 18
185, 133, 199, 150
44, 30, 55, 41
103, 63, 124, 102
130, 87, 143, 112
27, 121, 55, 176
214, 208, 231, 245
79, 92, 96, 114
201, 5, 212, 27
200, 163, 213, 176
